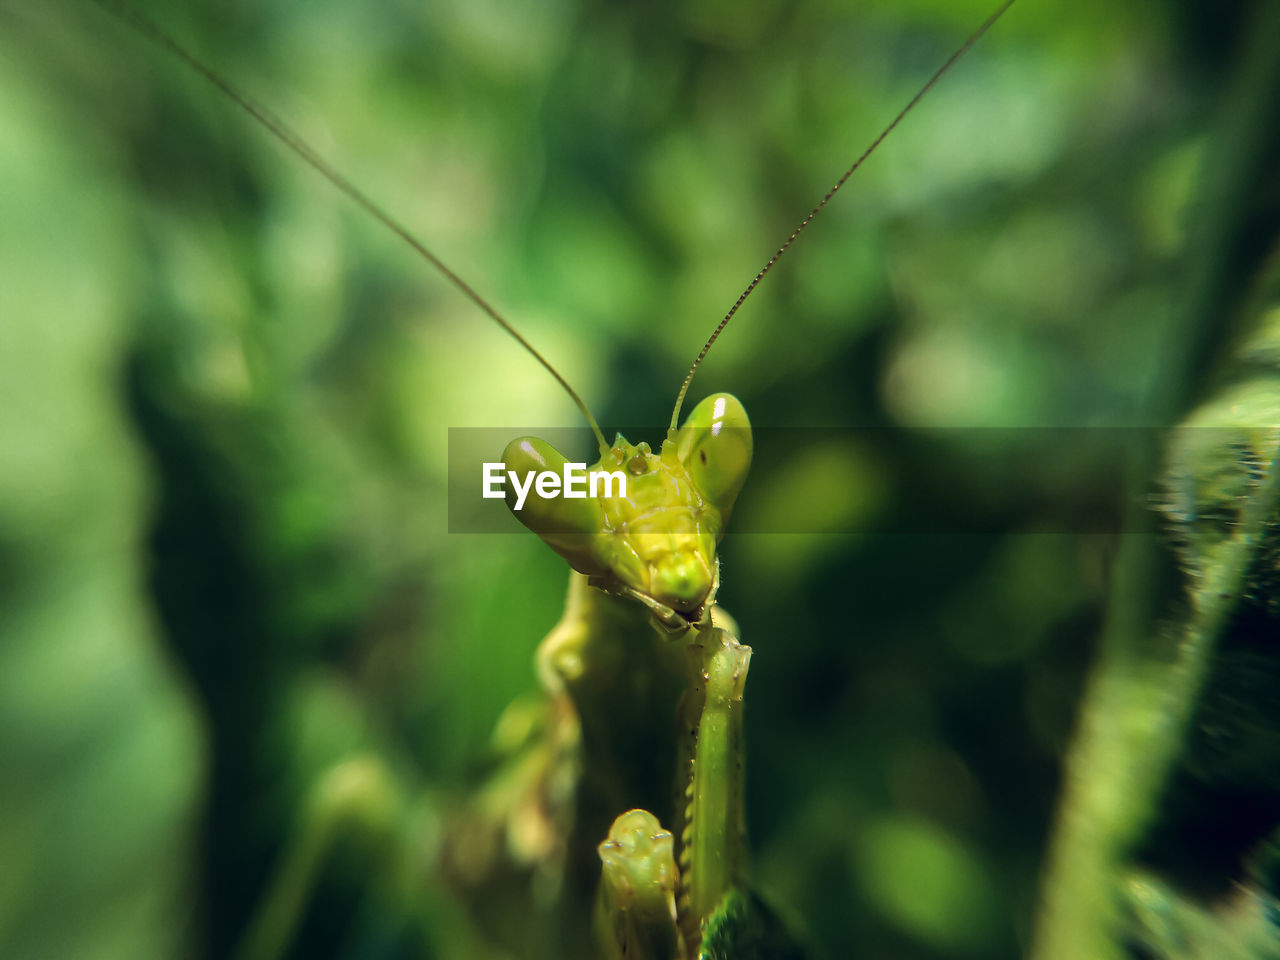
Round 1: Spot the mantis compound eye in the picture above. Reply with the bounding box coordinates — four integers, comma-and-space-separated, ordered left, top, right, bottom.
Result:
675, 393, 753, 523
502, 436, 607, 541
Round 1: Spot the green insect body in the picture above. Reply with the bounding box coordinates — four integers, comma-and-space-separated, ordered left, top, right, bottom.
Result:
480, 391, 767, 957
444, 568, 690, 955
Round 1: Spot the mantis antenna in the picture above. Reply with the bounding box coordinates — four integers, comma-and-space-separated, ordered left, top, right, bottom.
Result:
667, 0, 1018, 438
94, 0, 611, 455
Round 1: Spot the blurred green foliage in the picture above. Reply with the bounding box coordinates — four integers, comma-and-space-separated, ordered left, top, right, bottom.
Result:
2, 0, 1279, 958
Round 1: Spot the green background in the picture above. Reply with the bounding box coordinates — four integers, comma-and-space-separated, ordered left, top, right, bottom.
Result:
2, 0, 1277, 957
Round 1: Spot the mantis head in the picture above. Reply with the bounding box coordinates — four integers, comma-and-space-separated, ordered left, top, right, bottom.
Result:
502, 393, 752, 627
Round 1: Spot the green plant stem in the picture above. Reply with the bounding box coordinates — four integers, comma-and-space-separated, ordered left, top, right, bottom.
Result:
1031, 6, 1280, 956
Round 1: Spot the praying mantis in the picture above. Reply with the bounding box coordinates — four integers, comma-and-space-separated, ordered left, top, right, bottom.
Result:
12, 1, 1280, 959
48, 1, 1010, 953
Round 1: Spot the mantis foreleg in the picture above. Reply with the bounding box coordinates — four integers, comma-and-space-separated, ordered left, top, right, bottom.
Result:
596, 808, 688, 960
678, 609, 751, 943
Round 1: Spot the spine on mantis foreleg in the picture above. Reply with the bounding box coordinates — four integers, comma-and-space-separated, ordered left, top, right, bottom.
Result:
676, 608, 751, 946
